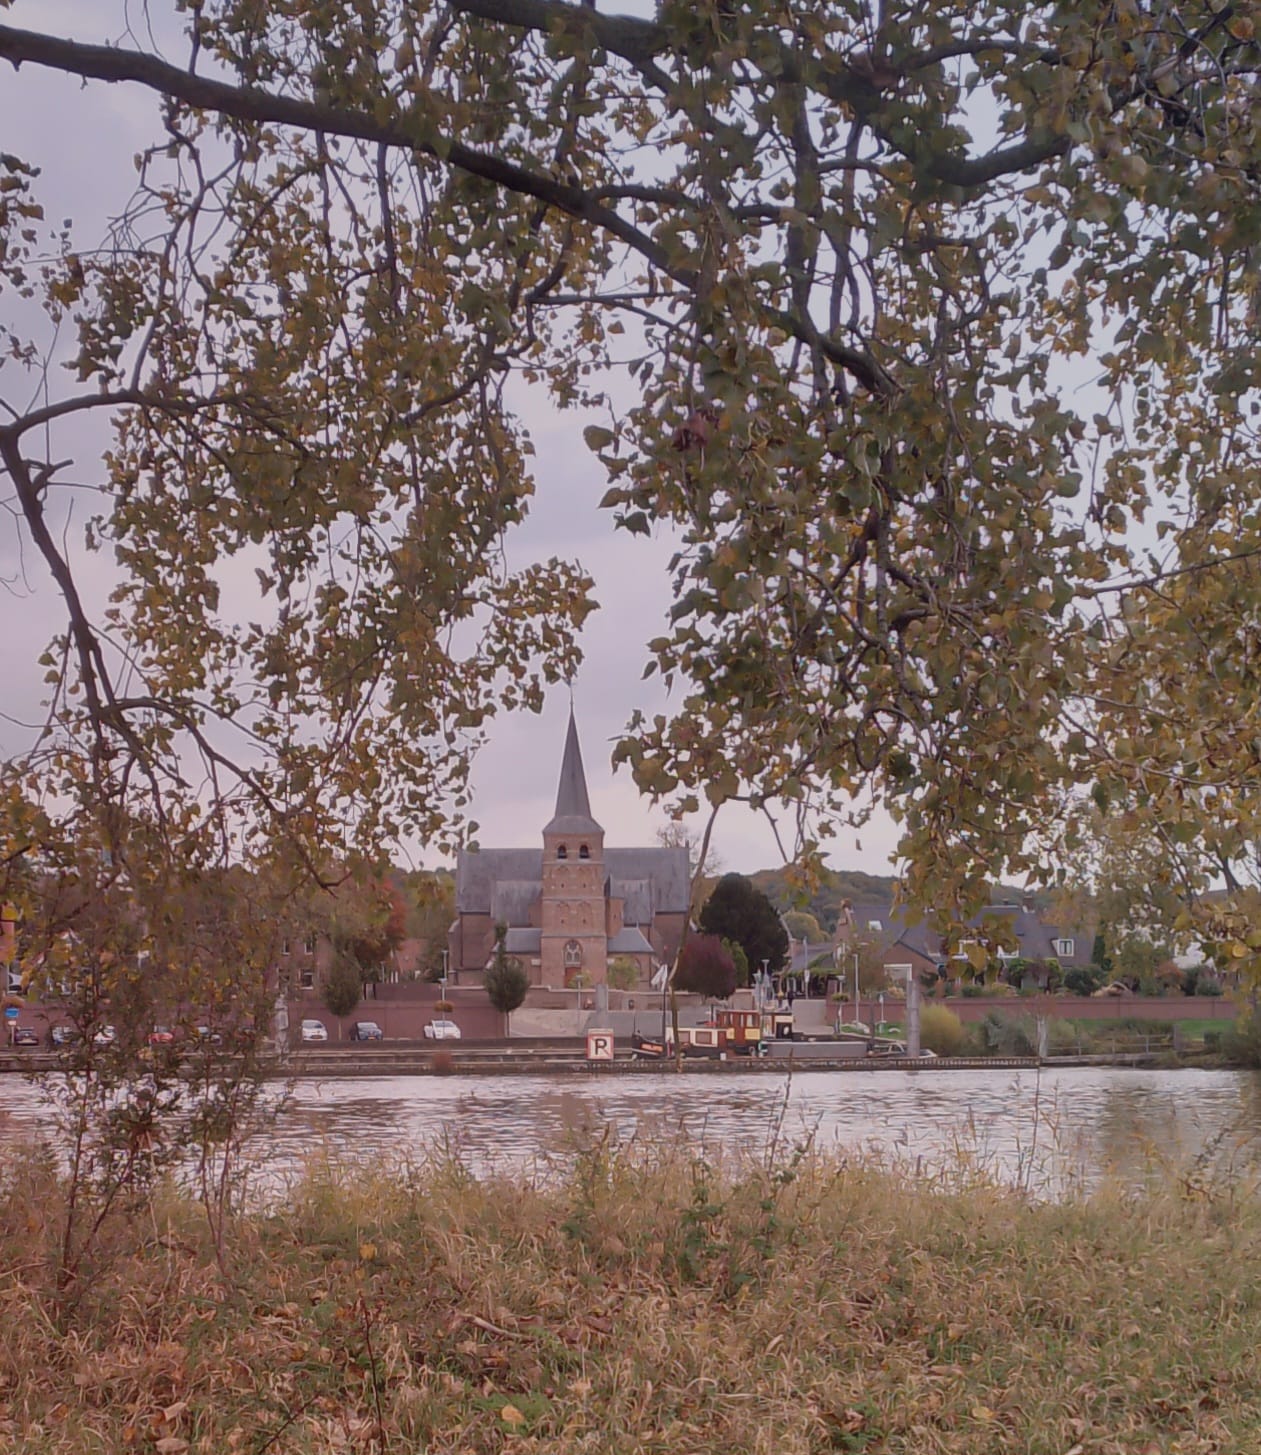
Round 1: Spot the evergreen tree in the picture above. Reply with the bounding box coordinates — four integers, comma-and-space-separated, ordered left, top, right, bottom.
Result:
699, 875, 789, 977
1091, 931, 1113, 978
322, 951, 361, 1019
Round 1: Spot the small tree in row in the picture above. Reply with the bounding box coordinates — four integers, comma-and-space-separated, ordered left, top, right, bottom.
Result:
674, 934, 737, 1002
322, 952, 362, 1020
484, 924, 530, 1033
607, 956, 640, 991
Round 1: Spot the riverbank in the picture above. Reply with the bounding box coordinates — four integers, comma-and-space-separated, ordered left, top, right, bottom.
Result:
0, 1043, 1207, 1078
3, 1144, 1261, 1453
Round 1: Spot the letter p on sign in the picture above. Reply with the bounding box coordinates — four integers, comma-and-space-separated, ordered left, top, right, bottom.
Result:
586, 1029, 614, 1062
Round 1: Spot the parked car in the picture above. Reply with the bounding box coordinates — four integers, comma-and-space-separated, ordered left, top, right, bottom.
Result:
92, 1025, 117, 1046
423, 1019, 461, 1041
11, 1025, 39, 1047
148, 1025, 175, 1046
49, 1024, 78, 1048
300, 1019, 328, 1043
194, 1025, 224, 1047
350, 1021, 383, 1042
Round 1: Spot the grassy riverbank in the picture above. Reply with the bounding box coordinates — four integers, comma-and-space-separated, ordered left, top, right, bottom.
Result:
3, 1143, 1261, 1454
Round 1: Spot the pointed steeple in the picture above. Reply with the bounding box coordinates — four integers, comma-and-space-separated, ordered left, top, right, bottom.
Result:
544, 708, 602, 836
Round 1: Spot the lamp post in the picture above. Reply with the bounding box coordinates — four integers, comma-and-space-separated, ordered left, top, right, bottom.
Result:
853, 951, 860, 1027
660, 961, 668, 1043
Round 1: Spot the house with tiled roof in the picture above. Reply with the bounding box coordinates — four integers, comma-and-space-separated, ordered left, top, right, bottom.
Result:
448, 711, 689, 988
818, 900, 1085, 984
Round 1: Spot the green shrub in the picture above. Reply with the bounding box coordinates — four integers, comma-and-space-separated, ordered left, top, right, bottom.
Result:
1063, 964, 1104, 997
918, 1004, 967, 1057
980, 1011, 1037, 1057
962, 1023, 989, 1055
1046, 1018, 1082, 1055
1203, 1028, 1223, 1054
959, 982, 985, 998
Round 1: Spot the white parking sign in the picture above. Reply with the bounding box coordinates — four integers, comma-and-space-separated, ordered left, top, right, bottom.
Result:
585, 1029, 614, 1061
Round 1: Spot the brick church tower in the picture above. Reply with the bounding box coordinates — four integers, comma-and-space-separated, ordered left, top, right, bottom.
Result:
539, 710, 608, 986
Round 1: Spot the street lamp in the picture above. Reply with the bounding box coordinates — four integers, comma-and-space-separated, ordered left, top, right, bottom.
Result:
660, 960, 669, 1043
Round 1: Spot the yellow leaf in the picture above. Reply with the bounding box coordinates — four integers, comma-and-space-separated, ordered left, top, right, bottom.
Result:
971, 1405, 996, 1422
500, 1404, 525, 1426
359, 1242, 377, 1262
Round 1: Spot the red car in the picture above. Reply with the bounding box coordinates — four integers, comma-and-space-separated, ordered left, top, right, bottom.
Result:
148, 1025, 175, 1046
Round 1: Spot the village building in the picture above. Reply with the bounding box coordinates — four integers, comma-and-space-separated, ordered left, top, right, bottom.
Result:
448, 711, 689, 987
816, 900, 1086, 988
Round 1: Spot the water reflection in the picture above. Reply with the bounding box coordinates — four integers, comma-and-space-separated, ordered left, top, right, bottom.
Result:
3, 1066, 1260, 1196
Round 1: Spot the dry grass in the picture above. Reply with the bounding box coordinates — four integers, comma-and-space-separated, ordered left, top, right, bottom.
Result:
2, 1138, 1261, 1454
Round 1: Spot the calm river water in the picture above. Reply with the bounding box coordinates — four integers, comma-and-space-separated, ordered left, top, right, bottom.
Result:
4, 1066, 1261, 1196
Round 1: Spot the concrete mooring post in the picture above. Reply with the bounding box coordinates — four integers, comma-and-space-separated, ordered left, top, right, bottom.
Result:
904, 966, 920, 1059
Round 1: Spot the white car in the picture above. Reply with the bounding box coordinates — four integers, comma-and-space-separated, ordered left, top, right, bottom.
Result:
300, 1019, 328, 1043
424, 1019, 461, 1041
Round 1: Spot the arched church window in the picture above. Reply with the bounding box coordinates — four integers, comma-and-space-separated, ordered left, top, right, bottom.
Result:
563, 940, 583, 968
579, 844, 590, 860
557, 844, 568, 860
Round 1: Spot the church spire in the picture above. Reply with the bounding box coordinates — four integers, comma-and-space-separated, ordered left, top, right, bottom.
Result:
544, 707, 602, 836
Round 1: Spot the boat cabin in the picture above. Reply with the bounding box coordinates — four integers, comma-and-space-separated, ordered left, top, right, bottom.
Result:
762, 1009, 795, 1041
712, 1008, 765, 1054
632, 1025, 729, 1059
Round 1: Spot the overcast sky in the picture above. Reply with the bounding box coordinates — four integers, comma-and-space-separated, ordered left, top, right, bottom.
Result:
0, 1, 904, 877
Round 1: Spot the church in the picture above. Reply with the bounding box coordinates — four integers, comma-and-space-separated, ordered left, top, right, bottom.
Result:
448, 712, 690, 987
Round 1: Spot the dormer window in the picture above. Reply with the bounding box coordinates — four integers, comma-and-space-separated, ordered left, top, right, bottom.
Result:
579, 844, 590, 860
557, 844, 568, 860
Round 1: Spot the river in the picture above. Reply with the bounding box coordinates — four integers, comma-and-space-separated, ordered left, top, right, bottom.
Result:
4, 1065, 1261, 1196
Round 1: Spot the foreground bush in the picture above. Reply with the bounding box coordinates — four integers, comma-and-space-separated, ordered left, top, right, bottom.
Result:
4, 1144, 1261, 1454
1224, 1013, 1261, 1068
